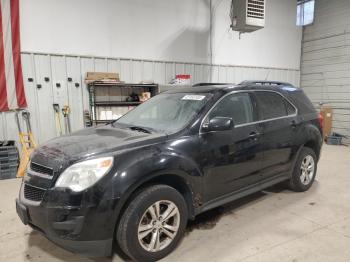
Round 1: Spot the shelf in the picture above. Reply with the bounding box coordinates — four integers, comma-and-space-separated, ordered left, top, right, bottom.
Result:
93, 120, 114, 124
88, 82, 158, 88
88, 82, 158, 126
94, 101, 141, 106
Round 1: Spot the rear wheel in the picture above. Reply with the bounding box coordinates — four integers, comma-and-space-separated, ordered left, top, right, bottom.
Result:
117, 185, 188, 262
289, 147, 317, 192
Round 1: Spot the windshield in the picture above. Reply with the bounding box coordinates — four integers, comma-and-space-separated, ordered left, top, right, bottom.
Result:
114, 93, 212, 133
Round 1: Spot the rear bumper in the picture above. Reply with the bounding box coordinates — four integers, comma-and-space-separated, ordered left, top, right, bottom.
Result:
16, 182, 119, 257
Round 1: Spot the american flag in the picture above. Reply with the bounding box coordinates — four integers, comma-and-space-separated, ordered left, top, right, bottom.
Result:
0, 0, 26, 112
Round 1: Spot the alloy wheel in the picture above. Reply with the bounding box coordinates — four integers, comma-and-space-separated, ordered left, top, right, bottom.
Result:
138, 200, 180, 252
300, 155, 315, 185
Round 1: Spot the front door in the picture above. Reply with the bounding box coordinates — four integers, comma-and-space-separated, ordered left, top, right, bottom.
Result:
199, 92, 264, 202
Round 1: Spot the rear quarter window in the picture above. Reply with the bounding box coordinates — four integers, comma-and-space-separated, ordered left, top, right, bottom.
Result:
285, 100, 296, 115
286, 89, 316, 114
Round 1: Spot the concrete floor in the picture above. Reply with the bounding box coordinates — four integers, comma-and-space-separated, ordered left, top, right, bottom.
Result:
1, 144, 350, 262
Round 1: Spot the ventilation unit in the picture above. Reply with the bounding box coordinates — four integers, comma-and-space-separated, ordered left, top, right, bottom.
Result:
230, 0, 265, 33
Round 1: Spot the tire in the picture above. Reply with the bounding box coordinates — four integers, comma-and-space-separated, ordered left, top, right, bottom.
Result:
116, 185, 188, 262
289, 147, 317, 192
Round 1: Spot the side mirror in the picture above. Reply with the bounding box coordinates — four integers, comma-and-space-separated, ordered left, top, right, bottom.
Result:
202, 117, 234, 132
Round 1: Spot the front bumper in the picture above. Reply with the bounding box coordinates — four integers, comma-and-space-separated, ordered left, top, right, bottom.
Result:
16, 181, 119, 257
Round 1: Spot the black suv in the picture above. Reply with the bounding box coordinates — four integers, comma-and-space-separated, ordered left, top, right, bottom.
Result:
16, 81, 323, 261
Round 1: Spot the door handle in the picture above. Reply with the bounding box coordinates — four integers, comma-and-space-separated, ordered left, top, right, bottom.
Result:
248, 132, 260, 140
290, 120, 297, 129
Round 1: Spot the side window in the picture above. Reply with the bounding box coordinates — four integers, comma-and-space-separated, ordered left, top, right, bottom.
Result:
208, 93, 255, 125
285, 100, 296, 115
254, 92, 289, 120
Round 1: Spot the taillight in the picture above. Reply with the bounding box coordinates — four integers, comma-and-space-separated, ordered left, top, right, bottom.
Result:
318, 112, 324, 130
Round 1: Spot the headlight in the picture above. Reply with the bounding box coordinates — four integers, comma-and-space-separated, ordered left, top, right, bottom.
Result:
55, 157, 114, 192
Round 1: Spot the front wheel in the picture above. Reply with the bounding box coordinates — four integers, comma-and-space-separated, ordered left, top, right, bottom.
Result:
289, 147, 317, 192
116, 185, 188, 262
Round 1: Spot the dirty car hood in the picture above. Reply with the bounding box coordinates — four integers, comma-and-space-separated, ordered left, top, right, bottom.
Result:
30, 125, 167, 169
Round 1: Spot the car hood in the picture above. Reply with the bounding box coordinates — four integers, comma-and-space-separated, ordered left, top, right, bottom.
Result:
30, 125, 167, 169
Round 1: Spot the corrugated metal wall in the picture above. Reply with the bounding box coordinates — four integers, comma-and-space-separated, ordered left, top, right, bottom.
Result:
301, 0, 350, 136
0, 51, 300, 145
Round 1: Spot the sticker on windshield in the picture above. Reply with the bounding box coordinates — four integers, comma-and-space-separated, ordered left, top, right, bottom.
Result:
182, 95, 205, 101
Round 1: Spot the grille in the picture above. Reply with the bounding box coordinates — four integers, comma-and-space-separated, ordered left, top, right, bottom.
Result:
247, 0, 264, 19
24, 184, 46, 202
30, 162, 54, 176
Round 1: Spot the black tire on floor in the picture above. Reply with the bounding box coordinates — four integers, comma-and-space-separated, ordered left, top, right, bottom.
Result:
289, 147, 318, 192
116, 184, 188, 262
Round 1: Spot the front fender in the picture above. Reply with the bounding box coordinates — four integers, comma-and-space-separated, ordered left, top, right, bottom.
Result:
107, 144, 203, 220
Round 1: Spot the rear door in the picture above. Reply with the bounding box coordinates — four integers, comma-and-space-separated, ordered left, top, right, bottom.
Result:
253, 91, 298, 181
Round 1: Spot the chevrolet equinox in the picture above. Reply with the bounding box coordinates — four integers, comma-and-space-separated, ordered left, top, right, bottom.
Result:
16, 81, 323, 261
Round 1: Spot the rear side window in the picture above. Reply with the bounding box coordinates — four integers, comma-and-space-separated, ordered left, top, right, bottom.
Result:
208, 93, 255, 125
254, 92, 292, 120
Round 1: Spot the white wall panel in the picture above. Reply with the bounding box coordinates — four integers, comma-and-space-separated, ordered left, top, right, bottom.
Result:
144, 62, 154, 83
0, 52, 300, 144
132, 61, 143, 83
21, 53, 40, 143
0, 113, 5, 139
165, 63, 175, 84
20, 0, 301, 69
203, 65, 211, 83
120, 60, 132, 83
211, 66, 219, 82
50, 56, 67, 137
301, 0, 350, 134
107, 59, 120, 74
94, 58, 108, 72
34, 55, 56, 143
300, 0, 350, 135
153, 62, 166, 84
80, 57, 94, 112
66, 56, 85, 131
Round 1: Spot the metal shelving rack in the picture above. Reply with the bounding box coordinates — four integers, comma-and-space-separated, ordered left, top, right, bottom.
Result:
88, 81, 158, 126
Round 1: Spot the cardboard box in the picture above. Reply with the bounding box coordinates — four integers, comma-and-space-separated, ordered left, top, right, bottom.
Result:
139, 92, 151, 102
320, 106, 332, 138
85, 72, 120, 83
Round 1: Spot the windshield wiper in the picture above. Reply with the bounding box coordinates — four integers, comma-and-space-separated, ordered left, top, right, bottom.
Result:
128, 126, 153, 134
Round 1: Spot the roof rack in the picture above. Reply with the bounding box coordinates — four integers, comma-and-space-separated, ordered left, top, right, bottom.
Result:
193, 83, 231, 87
239, 80, 292, 86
